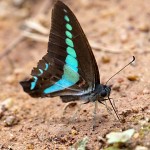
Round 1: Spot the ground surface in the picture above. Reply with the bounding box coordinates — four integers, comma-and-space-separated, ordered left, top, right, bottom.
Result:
0, 0, 149, 149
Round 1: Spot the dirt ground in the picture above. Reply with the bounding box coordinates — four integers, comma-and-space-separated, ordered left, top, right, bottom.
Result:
0, 0, 149, 149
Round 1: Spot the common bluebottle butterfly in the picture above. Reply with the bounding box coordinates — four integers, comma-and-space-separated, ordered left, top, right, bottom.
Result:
20, 1, 135, 129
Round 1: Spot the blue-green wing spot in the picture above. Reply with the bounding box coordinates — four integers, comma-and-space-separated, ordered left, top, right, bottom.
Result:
44, 63, 49, 71
66, 23, 72, 31
38, 69, 44, 76
44, 81, 65, 93
63, 64, 79, 80
64, 15, 70, 22
65, 55, 78, 69
65, 31, 72, 39
43, 65, 79, 94
66, 47, 76, 58
66, 38, 74, 47
30, 76, 38, 90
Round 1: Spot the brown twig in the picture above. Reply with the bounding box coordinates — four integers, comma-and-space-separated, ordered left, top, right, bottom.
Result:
0, 0, 54, 60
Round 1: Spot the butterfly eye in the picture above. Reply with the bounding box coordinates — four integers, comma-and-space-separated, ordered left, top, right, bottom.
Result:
101, 90, 107, 97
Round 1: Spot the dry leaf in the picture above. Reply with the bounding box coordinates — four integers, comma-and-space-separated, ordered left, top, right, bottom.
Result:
106, 129, 135, 144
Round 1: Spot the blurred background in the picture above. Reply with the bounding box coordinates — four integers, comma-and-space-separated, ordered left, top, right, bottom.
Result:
0, 0, 149, 149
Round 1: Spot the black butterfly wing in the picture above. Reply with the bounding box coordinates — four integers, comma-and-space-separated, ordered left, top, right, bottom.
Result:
20, 1, 100, 99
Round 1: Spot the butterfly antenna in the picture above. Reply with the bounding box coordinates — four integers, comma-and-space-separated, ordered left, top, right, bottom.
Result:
106, 56, 135, 85
99, 98, 120, 120
108, 97, 121, 121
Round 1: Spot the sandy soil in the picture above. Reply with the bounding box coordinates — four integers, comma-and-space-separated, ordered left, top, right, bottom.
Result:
0, 0, 149, 149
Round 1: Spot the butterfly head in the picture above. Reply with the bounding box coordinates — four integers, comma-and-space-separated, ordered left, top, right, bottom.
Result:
100, 85, 112, 98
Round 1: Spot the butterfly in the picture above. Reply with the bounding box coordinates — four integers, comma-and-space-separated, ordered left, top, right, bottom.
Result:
20, 1, 135, 128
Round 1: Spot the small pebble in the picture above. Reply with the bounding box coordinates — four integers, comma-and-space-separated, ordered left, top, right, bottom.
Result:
13, 68, 24, 75
119, 30, 128, 43
127, 75, 139, 81
71, 129, 78, 135
135, 146, 148, 150
143, 88, 150, 94
4, 115, 18, 127
0, 98, 13, 109
13, 0, 25, 7
133, 133, 139, 139
5, 75, 16, 84
26, 143, 34, 150
138, 23, 149, 32
101, 56, 111, 63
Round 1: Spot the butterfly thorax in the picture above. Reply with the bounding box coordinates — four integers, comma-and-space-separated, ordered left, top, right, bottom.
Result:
81, 84, 111, 103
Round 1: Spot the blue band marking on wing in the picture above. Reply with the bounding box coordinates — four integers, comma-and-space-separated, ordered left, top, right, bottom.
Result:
66, 38, 74, 47
38, 69, 44, 76
43, 13, 80, 94
44, 79, 73, 94
44, 63, 49, 71
65, 64, 78, 72
66, 23, 72, 31
64, 15, 70, 22
44, 78, 73, 94
66, 47, 76, 58
63, 64, 79, 81
31, 63, 49, 90
66, 31, 72, 39
30, 76, 38, 90
43, 64, 79, 94
65, 55, 78, 68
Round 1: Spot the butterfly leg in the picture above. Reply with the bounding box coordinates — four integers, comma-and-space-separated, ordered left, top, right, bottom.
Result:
62, 102, 78, 116
99, 98, 119, 121
62, 102, 83, 123
92, 100, 98, 131
99, 101, 113, 114
104, 100, 118, 120
112, 98, 118, 114
70, 103, 82, 122
107, 97, 122, 121
71, 100, 92, 122
71, 100, 91, 122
